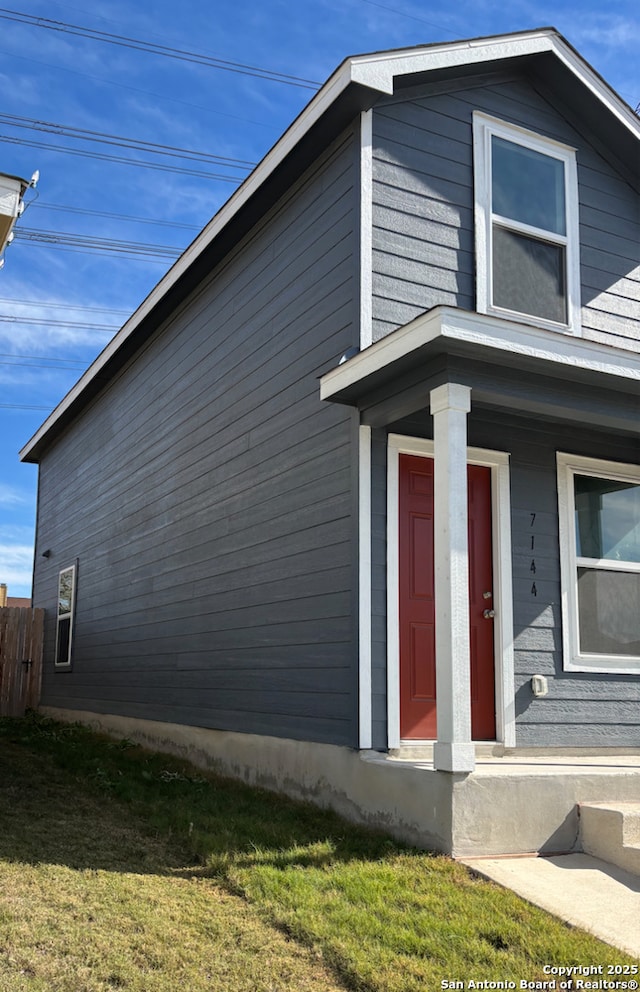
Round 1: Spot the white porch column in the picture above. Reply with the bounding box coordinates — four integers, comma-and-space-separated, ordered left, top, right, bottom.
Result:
430, 382, 475, 774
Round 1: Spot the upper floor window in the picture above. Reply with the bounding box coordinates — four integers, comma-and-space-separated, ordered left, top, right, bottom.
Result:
473, 113, 580, 334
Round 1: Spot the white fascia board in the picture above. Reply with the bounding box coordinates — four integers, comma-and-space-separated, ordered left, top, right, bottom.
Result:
350, 31, 557, 93
320, 307, 640, 401
349, 31, 639, 141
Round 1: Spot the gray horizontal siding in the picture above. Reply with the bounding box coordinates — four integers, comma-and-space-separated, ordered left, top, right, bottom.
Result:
372, 91, 475, 341
35, 127, 360, 747
373, 406, 640, 748
371, 72, 639, 348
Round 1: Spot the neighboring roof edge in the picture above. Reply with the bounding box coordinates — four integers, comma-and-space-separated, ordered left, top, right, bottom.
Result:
0, 171, 31, 191
19, 27, 640, 463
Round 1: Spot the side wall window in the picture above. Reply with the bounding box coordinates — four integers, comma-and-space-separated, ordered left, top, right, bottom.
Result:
473, 112, 581, 335
558, 453, 640, 674
55, 564, 76, 669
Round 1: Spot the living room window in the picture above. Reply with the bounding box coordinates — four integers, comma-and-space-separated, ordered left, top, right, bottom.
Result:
474, 113, 580, 334
558, 454, 640, 674
55, 564, 76, 668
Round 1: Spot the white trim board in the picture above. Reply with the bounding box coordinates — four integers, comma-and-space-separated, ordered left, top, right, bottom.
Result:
358, 425, 373, 748
386, 434, 515, 749
320, 306, 640, 403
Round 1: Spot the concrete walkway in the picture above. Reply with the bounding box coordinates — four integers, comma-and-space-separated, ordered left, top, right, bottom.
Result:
460, 853, 640, 959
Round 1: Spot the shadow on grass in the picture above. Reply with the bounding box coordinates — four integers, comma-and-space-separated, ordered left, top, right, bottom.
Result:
0, 713, 414, 879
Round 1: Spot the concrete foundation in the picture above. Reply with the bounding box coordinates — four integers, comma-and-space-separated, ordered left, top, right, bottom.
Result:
40, 707, 640, 857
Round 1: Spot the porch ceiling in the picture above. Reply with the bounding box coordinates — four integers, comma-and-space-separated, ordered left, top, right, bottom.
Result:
320, 306, 640, 433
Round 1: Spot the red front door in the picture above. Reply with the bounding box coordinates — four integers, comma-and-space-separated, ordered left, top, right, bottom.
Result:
398, 453, 496, 741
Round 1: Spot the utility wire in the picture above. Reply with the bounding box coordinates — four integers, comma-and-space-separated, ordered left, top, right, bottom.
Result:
30, 203, 202, 232
14, 244, 171, 264
356, 0, 459, 33
1, 359, 88, 369
0, 403, 53, 410
0, 8, 321, 89
0, 134, 247, 182
0, 351, 93, 366
0, 315, 117, 331
14, 227, 182, 261
0, 113, 256, 168
0, 46, 280, 132
0, 297, 131, 315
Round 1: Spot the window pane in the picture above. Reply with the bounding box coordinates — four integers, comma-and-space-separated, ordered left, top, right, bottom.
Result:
55, 616, 71, 666
492, 226, 566, 323
577, 567, 640, 657
575, 475, 640, 563
492, 136, 566, 234
58, 568, 74, 616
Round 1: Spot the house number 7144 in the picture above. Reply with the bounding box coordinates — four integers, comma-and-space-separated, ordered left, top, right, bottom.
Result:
530, 512, 537, 595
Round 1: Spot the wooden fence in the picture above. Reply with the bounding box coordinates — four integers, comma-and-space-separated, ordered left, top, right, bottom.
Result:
0, 607, 44, 717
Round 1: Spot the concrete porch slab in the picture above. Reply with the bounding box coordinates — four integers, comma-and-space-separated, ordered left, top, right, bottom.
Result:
377, 751, 640, 856
459, 853, 640, 959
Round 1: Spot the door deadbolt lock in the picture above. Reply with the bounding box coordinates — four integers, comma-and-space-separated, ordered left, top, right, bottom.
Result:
483, 591, 492, 599
483, 608, 496, 619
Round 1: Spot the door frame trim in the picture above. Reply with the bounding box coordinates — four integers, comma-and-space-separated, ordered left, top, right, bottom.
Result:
386, 433, 515, 749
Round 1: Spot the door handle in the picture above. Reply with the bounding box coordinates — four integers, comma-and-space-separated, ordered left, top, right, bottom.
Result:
483, 609, 496, 619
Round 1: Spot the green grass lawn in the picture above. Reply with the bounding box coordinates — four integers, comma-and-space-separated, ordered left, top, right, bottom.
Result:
0, 714, 633, 992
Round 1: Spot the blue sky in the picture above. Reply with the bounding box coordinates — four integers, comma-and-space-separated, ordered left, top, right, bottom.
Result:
0, 0, 638, 598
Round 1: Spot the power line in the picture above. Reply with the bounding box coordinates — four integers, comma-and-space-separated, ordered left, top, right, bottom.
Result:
0, 351, 91, 366
0, 45, 280, 132
0, 113, 256, 169
356, 0, 459, 34
14, 244, 171, 264
13, 227, 182, 262
14, 228, 181, 260
0, 297, 131, 315
0, 315, 117, 331
30, 203, 201, 232
0, 403, 53, 410
0, 134, 247, 182
1, 359, 88, 370
0, 8, 321, 89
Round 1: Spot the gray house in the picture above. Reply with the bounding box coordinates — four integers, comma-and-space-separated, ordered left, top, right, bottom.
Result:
21, 29, 640, 856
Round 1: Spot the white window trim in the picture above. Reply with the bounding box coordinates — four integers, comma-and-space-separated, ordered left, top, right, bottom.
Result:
558, 453, 640, 675
473, 111, 581, 336
386, 434, 515, 748
55, 563, 76, 669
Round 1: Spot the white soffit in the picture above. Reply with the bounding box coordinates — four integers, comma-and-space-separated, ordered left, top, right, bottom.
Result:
20, 29, 639, 461
319, 307, 640, 401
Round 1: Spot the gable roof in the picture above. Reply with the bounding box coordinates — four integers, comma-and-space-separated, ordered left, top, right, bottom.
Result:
20, 27, 640, 463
